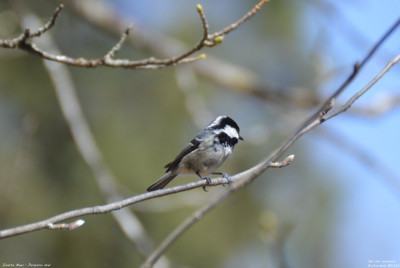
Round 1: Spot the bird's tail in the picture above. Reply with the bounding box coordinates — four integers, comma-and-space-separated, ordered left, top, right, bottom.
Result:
147, 172, 177, 192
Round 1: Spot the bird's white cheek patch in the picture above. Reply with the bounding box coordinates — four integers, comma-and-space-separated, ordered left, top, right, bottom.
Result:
223, 125, 239, 139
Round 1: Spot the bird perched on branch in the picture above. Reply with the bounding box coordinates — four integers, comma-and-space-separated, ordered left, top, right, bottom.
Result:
147, 115, 243, 191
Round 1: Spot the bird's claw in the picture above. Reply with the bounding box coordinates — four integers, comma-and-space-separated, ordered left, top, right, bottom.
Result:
202, 177, 212, 192
221, 172, 232, 187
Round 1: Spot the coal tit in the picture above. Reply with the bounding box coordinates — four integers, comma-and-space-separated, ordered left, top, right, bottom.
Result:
147, 115, 243, 191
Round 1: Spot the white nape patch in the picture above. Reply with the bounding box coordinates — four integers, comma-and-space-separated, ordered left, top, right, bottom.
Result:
208, 115, 226, 128
216, 125, 239, 139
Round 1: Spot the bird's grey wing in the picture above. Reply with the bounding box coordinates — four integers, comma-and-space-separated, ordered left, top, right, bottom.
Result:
164, 138, 200, 172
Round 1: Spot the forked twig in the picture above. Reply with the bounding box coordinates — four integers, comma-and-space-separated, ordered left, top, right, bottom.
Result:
0, 1, 268, 69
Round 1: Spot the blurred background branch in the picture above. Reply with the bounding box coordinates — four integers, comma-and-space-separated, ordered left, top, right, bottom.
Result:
0, 153, 293, 240
9, 0, 155, 258
143, 49, 400, 267
1, 1, 400, 267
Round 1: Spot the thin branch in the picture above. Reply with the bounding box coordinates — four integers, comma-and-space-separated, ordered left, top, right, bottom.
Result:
12, 4, 153, 255
299, 17, 400, 129
28, 4, 64, 38
209, 0, 268, 39
1, 56, 399, 242
0, 4, 64, 48
268, 154, 295, 168
0, 1, 268, 69
325, 54, 400, 120
0, 6, 398, 268
142, 155, 295, 268
141, 23, 400, 265
0, 0, 269, 241
140, 189, 232, 268
0, 176, 249, 239
196, 4, 209, 43
69, 0, 319, 110
105, 25, 133, 59
141, 156, 295, 268
0, 156, 294, 239
46, 219, 85, 231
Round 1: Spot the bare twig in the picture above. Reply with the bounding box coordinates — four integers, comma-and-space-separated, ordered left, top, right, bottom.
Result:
13, 4, 153, 255
0, 177, 243, 239
0, 154, 294, 240
69, 0, 318, 110
209, 0, 268, 39
325, 54, 400, 120
141, 156, 296, 268
0, 4, 64, 48
196, 4, 209, 44
299, 17, 400, 129
105, 25, 133, 59
0, 1, 268, 69
1, 52, 399, 240
0, 0, 268, 241
47, 219, 85, 231
268, 154, 295, 168
141, 20, 400, 266
1, 6, 399, 268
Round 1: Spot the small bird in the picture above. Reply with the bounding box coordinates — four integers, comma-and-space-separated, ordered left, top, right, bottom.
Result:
147, 115, 243, 191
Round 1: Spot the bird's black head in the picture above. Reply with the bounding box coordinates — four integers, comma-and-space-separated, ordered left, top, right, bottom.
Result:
207, 115, 243, 141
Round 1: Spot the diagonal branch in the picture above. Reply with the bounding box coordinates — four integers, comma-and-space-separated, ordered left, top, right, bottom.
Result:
299, 17, 400, 129
105, 25, 133, 59
0, 156, 293, 239
0, 4, 64, 48
324, 55, 400, 120
209, 0, 268, 39
140, 155, 294, 268
140, 18, 400, 266
0, 53, 399, 240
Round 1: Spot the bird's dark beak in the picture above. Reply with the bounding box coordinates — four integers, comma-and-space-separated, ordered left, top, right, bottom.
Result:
239, 135, 244, 141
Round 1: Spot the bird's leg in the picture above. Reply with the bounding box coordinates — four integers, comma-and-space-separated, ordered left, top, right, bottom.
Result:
197, 172, 211, 192
212, 172, 232, 186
